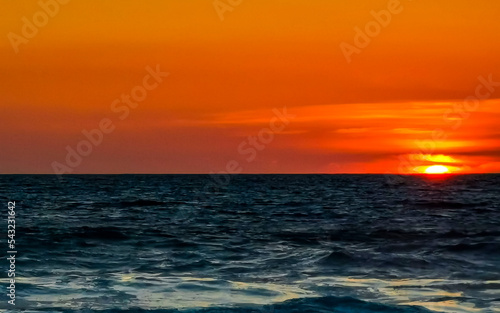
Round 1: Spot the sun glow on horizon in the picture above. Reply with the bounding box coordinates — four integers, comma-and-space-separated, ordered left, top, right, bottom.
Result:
424, 165, 450, 174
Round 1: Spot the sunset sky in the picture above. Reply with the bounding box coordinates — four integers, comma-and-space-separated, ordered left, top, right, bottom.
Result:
1, 0, 500, 174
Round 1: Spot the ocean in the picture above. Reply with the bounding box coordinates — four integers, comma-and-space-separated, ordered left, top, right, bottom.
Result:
0, 174, 499, 312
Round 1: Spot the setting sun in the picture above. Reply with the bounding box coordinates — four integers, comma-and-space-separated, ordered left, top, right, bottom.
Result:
424, 165, 450, 174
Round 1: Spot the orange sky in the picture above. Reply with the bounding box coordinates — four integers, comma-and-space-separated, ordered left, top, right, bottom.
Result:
1, 0, 499, 174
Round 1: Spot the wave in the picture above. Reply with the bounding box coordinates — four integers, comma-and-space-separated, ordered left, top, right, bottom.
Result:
74, 226, 130, 240
48, 296, 435, 313
319, 250, 355, 265
410, 200, 491, 209
120, 200, 168, 207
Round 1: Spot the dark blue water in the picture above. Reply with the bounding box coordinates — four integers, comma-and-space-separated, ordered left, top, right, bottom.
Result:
1, 174, 499, 312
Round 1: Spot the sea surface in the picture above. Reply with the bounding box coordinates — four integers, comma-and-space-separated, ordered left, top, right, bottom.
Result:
0, 174, 499, 312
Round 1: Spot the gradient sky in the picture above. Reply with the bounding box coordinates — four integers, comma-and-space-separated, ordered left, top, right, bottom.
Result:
1, 0, 500, 174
